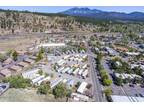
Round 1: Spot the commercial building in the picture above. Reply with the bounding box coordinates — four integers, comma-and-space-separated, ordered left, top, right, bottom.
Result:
71, 93, 89, 102
114, 73, 141, 80
37, 43, 66, 48
77, 82, 87, 94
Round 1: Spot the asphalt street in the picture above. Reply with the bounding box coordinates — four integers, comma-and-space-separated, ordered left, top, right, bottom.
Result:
86, 41, 104, 102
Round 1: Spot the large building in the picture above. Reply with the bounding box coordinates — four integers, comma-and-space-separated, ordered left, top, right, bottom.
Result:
37, 43, 66, 48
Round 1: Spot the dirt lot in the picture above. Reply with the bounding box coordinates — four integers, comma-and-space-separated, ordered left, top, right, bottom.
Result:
0, 88, 66, 102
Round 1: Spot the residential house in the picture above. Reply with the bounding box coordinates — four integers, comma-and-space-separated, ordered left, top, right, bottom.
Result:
23, 58, 35, 64
9, 65, 22, 72
0, 69, 12, 77
3, 58, 13, 66
17, 62, 29, 68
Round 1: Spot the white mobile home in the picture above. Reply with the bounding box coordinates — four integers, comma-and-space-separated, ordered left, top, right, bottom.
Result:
32, 75, 45, 84
61, 67, 70, 74
57, 59, 63, 64
64, 55, 70, 60
72, 68, 80, 75
22, 68, 40, 79
67, 68, 73, 74
78, 69, 84, 76
62, 79, 68, 83
82, 64, 87, 69
57, 59, 65, 66
50, 78, 63, 88
67, 79, 75, 87
37, 76, 51, 85
82, 55, 87, 59
58, 61, 65, 66
78, 58, 83, 62
57, 67, 65, 73
82, 69, 88, 78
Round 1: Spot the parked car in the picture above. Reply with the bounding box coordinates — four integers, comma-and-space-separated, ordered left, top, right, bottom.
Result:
129, 84, 134, 87
139, 93, 144, 97
140, 85, 144, 88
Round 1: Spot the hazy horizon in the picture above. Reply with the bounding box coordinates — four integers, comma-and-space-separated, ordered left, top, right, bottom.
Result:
0, 6, 144, 13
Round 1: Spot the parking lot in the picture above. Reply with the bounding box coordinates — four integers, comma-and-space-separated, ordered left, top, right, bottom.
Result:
102, 58, 144, 97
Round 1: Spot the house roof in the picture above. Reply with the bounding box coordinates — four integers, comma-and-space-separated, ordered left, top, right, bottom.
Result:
17, 62, 29, 67
9, 65, 22, 72
24, 58, 35, 64
3, 58, 13, 65
0, 69, 12, 77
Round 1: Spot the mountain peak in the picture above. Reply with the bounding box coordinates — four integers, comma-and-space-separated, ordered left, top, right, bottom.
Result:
60, 7, 144, 22
61, 7, 102, 15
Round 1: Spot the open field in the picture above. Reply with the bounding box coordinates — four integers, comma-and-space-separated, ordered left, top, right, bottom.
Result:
0, 88, 66, 102
0, 36, 39, 52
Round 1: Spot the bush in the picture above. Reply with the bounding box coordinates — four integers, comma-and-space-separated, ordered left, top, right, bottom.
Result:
0, 53, 7, 62
3, 76, 31, 88
37, 82, 51, 95
36, 48, 44, 62
99, 69, 112, 86
103, 88, 113, 102
53, 83, 69, 98
103, 79, 112, 86
110, 57, 132, 74
38, 69, 43, 75
114, 77, 123, 86
12, 50, 18, 61
75, 81, 81, 88
106, 95, 113, 102
103, 88, 112, 97
95, 52, 112, 87
101, 70, 109, 79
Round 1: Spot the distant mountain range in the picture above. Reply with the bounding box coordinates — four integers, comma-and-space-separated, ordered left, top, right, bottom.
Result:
60, 7, 144, 22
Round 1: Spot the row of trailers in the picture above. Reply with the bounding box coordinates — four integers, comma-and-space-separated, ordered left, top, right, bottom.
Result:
56, 64, 89, 79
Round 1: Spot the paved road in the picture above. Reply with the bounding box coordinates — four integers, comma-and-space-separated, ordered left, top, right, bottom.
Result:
86, 41, 104, 102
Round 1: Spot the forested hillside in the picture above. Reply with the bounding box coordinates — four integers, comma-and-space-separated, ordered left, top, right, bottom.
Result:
0, 9, 144, 35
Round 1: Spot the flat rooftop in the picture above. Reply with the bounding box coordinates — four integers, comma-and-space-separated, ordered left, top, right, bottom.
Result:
38, 43, 66, 47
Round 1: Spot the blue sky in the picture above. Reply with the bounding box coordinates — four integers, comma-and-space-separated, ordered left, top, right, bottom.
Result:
0, 6, 144, 13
